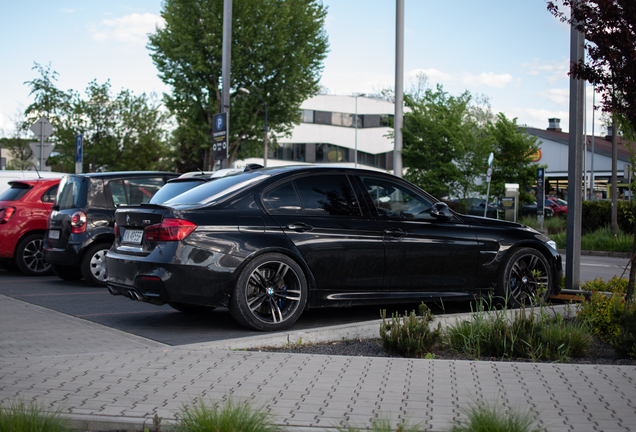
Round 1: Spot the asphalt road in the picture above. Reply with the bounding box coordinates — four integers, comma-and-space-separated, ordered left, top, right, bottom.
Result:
0, 253, 629, 346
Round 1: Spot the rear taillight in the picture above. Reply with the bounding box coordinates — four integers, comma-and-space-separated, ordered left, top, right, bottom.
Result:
144, 218, 197, 242
114, 222, 119, 238
0, 207, 16, 224
71, 211, 87, 234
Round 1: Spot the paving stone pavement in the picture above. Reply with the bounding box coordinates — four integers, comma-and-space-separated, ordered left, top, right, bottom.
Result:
1, 294, 635, 432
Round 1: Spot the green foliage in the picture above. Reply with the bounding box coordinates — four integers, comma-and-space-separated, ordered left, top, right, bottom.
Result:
175, 398, 280, 432
24, 63, 173, 172
336, 416, 424, 432
582, 200, 636, 234
444, 302, 592, 362
148, 0, 329, 170
0, 138, 33, 170
577, 288, 627, 337
610, 301, 636, 359
401, 85, 484, 199
486, 114, 543, 205
550, 226, 633, 252
449, 399, 542, 432
581, 276, 629, 294
0, 399, 69, 432
379, 303, 441, 358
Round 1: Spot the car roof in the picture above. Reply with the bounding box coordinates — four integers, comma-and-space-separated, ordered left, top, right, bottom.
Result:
7, 178, 61, 187
66, 171, 178, 179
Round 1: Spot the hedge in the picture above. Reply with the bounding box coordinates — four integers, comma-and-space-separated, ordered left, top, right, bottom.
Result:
582, 200, 635, 234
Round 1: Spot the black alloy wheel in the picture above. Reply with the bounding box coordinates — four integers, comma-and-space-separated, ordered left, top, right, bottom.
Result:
229, 253, 307, 331
498, 247, 552, 307
15, 234, 53, 276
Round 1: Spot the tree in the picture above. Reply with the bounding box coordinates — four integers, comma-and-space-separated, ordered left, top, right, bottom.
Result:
548, 1, 636, 232
147, 0, 329, 171
549, 0, 636, 299
486, 113, 543, 206
400, 85, 476, 199
0, 110, 35, 170
24, 64, 172, 172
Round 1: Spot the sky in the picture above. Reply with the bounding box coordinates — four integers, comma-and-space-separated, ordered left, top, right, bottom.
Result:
0, 0, 603, 138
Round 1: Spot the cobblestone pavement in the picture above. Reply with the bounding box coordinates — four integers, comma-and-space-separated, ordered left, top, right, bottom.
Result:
1, 294, 635, 432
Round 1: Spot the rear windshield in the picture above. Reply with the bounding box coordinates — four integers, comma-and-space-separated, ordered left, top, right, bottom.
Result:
165, 173, 269, 206
55, 176, 87, 210
0, 183, 32, 201
149, 179, 207, 204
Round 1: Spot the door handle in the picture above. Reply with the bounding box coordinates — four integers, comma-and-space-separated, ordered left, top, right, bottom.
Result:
383, 228, 407, 238
287, 223, 313, 232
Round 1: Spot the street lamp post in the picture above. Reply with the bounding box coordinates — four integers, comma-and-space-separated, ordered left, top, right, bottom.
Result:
238, 88, 268, 167
353, 93, 366, 168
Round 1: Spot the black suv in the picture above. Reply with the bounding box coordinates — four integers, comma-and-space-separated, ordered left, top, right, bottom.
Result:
44, 172, 178, 286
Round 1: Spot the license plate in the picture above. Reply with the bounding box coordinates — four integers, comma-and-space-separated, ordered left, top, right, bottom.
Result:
48, 230, 60, 240
122, 229, 144, 244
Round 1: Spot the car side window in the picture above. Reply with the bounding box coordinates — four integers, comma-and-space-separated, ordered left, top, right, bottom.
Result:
361, 176, 434, 220
263, 181, 302, 214
41, 185, 58, 203
293, 175, 361, 216
108, 178, 165, 206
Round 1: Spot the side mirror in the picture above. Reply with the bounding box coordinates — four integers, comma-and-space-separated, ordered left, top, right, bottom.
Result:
430, 202, 453, 220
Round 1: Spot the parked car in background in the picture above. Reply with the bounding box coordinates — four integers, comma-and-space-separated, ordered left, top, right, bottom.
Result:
0, 178, 60, 275
521, 200, 556, 219
43, 172, 179, 286
0, 170, 65, 195
447, 198, 503, 219
106, 165, 562, 332
546, 198, 567, 218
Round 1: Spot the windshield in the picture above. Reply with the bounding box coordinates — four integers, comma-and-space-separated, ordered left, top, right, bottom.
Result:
165, 173, 269, 206
149, 179, 207, 204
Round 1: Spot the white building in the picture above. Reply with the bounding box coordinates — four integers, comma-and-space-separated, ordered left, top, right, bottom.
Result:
235, 94, 401, 172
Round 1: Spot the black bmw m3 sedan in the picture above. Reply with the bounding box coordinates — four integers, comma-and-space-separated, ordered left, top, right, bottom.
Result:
106, 165, 562, 331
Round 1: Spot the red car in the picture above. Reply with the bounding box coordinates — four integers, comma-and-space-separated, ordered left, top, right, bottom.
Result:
546, 198, 567, 218
0, 178, 61, 276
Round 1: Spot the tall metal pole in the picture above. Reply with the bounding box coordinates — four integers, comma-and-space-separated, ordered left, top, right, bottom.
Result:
221, 0, 232, 170
355, 95, 359, 168
590, 89, 595, 200
393, 0, 404, 178
565, 3, 584, 291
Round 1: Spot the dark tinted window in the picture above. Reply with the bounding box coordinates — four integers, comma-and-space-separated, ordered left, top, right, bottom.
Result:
314, 111, 331, 125
263, 182, 301, 214
166, 172, 269, 206
41, 185, 58, 203
150, 179, 207, 204
108, 178, 164, 206
55, 176, 87, 210
294, 175, 361, 216
361, 176, 433, 220
0, 183, 32, 201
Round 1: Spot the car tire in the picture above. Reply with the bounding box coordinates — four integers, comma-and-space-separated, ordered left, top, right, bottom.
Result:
80, 243, 111, 287
52, 264, 83, 281
15, 234, 53, 276
229, 253, 307, 331
497, 247, 552, 308
168, 302, 216, 314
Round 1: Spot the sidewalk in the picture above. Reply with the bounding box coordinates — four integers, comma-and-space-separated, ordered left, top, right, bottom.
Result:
1, 294, 635, 432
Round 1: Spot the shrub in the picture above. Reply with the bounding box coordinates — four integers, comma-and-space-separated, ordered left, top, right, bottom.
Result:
444, 303, 591, 362
380, 303, 441, 358
175, 398, 281, 432
609, 300, 636, 359
581, 276, 629, 294
449, 399, 542, 432
577, 288, 626, 337
582, 200, 635, 234
0, 399, 69, 432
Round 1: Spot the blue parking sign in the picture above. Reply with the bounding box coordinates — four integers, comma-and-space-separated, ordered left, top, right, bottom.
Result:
75, 134, 83, 163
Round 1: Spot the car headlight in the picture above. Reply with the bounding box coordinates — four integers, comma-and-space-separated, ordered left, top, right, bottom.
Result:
547, 240, 557, 251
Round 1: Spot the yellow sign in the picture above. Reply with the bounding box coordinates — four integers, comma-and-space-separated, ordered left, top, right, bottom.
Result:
529, 149, 542, 162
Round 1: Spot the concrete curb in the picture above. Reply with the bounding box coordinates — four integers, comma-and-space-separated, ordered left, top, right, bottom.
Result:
174, 304, 573, 351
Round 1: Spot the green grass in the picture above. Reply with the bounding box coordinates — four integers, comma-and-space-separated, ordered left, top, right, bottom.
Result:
175, 398, 281, 432
443, 301, 592, 362
551, 225, 633, 252
449, 399, 544, 432
0, 399, 69, 432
